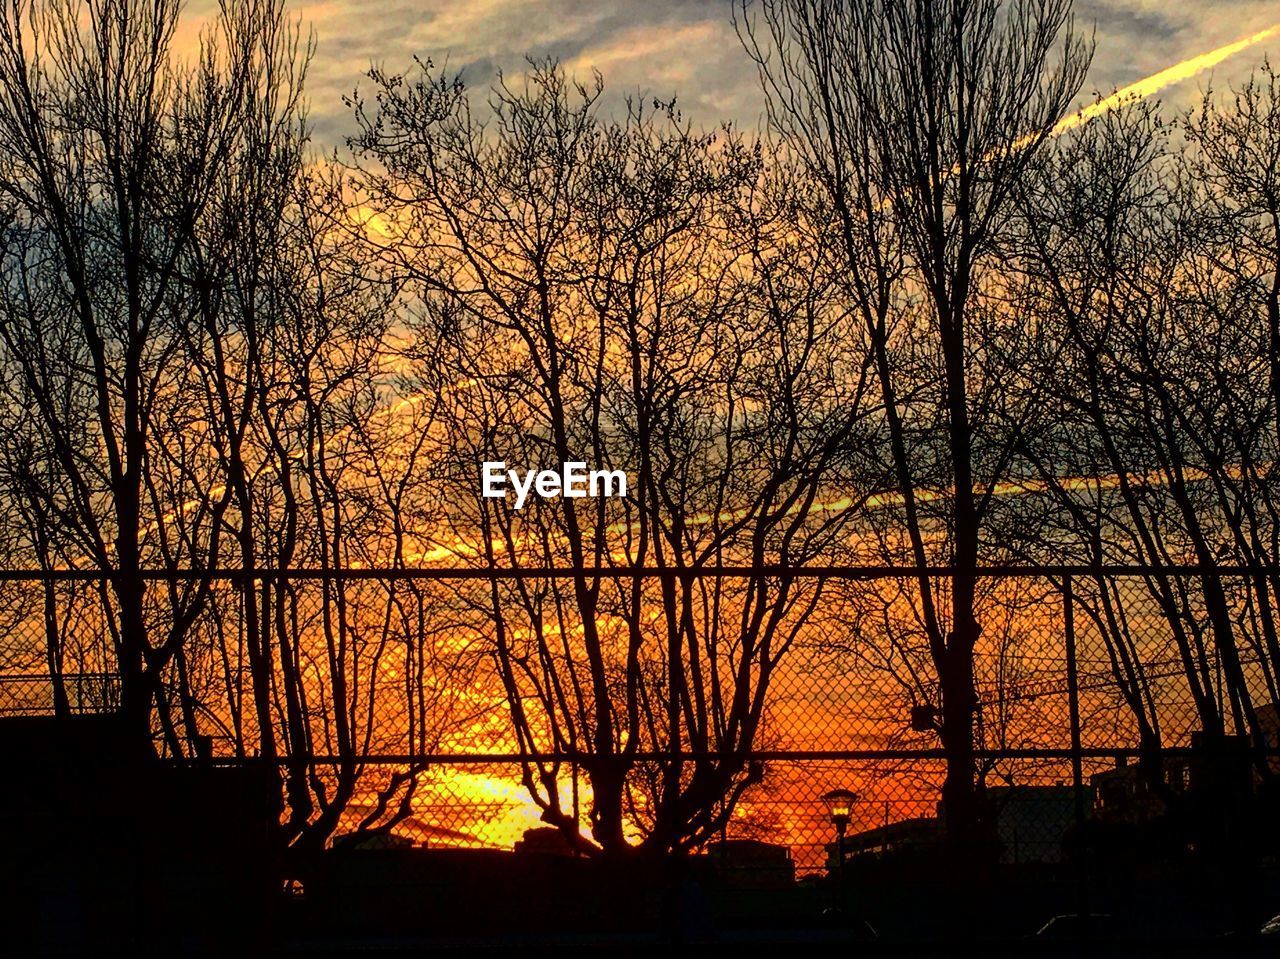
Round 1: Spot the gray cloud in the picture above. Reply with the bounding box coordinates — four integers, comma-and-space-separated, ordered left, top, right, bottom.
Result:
182, 0, 1280, 147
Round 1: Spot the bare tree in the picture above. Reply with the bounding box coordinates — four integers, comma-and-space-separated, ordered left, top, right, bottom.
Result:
347, 61, 879, 854
0, 0, 284, 748
738, 0, 1091, 847
0, 1, 467, 857
1014, 72, 1280, 778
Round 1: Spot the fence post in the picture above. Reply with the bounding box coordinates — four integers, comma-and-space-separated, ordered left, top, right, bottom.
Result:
1064, 574, 1084, 826
1064, 573, 1089, 922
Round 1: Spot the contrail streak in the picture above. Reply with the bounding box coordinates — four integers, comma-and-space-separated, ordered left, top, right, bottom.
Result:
1055, 22, 1280, 135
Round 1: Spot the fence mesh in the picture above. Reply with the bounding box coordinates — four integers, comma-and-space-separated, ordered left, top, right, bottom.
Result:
1, 567, 1277, 877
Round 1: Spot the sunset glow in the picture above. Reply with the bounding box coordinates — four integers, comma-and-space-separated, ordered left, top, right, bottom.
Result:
5, 3, 1280, 949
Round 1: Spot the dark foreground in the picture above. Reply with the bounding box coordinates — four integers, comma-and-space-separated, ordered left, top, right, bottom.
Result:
6, 715, 1280, 956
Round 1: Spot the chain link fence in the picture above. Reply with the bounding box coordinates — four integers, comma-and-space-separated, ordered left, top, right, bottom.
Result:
1, 567, 1277, 879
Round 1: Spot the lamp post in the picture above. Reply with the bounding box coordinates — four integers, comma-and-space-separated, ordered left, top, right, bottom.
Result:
823, 788, 858, 888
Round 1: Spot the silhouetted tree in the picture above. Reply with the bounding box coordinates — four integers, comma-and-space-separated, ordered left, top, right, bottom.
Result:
738, 0, 1091, 848
0, 0, 279, 748
1015, 73, 1280, 776
0, 0, 466, 854
347, 61, 880, 854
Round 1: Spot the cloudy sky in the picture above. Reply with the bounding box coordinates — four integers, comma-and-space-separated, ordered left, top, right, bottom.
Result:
183, 0, 1280, 147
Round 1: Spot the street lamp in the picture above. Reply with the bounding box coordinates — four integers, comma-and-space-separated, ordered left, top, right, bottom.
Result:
824, 788, 857, 832
822, 788, 857, 919
823, 788, 858, 870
